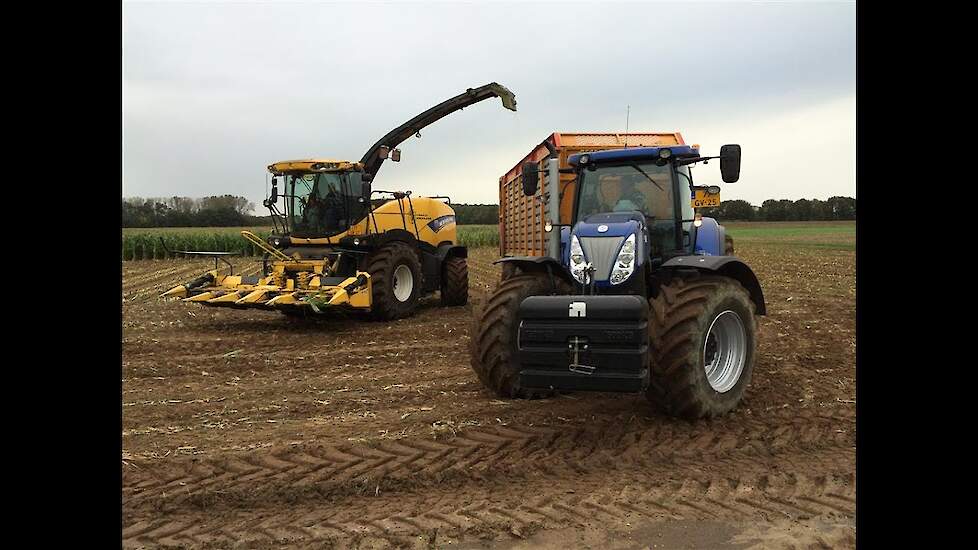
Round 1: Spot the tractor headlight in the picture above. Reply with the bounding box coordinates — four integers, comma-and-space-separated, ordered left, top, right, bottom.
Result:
610, 234, 636, 285
569, 234, 588, 284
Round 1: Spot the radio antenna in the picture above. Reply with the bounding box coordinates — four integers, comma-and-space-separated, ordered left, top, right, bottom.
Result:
624, 105, 630, 148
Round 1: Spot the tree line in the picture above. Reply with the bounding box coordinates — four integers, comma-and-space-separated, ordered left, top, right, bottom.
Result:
699, 196, 855, 221
122, 195, 854, 227
122, 196, 500, 227
122, 196, 268, 227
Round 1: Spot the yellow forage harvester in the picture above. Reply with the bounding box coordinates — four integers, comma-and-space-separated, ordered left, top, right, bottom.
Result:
162, 82, 517, 320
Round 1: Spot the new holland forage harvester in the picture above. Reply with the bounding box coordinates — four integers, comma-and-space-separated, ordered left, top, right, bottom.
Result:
162, 83, 517, 320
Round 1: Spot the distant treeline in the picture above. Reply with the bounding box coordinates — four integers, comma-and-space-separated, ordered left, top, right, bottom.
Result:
122, 196, 501, 227
700, 196, 855, 221
122, 195, 853, 227
122, 196, 268, 227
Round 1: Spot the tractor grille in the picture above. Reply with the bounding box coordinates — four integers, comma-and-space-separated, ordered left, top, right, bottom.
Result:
579, 236, 625, 282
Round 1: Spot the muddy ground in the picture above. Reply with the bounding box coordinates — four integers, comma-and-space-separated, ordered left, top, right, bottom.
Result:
122, 239, 856, 549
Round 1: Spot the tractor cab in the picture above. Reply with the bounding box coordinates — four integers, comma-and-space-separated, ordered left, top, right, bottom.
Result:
562, 144, 741, 292
266, 160, 369, 239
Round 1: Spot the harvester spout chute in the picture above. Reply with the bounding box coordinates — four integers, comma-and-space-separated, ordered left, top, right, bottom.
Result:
360, 82, 517, 180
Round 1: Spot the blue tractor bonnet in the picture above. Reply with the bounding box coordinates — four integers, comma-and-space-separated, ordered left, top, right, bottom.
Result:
568, 145, 699, 165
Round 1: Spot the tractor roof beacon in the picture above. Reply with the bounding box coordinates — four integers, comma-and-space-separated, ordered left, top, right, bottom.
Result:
470, 136, 766, 419
162, 83, 517, 321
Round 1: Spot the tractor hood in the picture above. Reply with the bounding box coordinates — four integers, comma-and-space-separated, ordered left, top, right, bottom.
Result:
573, 212, 644, 238
568, 212, 645, 287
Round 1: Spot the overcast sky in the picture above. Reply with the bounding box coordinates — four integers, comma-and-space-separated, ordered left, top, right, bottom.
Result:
123, 1, 855, 211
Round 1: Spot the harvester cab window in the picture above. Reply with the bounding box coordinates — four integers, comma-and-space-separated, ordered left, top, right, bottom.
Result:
288, 172, 353, 238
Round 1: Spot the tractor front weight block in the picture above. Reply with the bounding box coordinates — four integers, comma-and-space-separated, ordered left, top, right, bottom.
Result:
517, 295, 649, 393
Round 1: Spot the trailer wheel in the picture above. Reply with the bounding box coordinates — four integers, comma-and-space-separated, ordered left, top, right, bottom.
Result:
646, 275, 757, 419
470, 273, 571, 399
441, 256, 468, 306
365, 241, 422, 321
724, 235, 735, 256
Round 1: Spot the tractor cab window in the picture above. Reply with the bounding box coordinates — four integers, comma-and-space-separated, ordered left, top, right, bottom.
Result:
577, 161, 678, 256
287, 172, 356, 238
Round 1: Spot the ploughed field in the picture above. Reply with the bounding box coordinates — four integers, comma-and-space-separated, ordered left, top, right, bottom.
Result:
122, 221, 856, 549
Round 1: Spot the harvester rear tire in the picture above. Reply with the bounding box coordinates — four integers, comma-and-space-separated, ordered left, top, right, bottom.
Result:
365, 242, 422, 321
645, 275, 757, 420
440, 256, 468, 306
724, 235, 735, 256
470, 273, 571, 399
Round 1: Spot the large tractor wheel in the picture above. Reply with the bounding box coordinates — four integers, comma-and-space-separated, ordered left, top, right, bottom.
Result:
470, 273, 571, 398
500, 263, 521, 282
724, 234, 735, 256
365, 241, 423, 321
441, 256, 468, 306
646, 275, 757, 419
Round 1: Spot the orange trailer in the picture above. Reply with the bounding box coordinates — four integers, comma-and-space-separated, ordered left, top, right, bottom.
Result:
498, 132, 685, 257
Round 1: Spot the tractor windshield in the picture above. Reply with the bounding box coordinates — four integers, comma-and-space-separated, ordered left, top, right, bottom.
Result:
577, 162, 675, 219
577, 161, 680, 255
286, 171, 367, 238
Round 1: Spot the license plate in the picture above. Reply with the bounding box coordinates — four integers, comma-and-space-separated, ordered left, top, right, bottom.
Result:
692, 189, 720, 208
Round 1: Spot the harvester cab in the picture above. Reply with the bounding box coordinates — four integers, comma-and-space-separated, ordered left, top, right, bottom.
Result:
163, 82, 517, 320
471, 139, 767, 419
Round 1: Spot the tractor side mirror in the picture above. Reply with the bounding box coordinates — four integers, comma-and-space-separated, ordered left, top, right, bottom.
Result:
391, 148, 401, 162
521, 162, 540, 196
270, 179, 279, 203
720, 144, 741, 183
378, 145, 391, 159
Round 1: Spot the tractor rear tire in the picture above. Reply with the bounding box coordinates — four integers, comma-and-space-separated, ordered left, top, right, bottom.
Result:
470, 273, 571, 399
441, 256, 468, 306
724, 235, 735, 256
645, 275, 757, 419
365, 241, 423, 321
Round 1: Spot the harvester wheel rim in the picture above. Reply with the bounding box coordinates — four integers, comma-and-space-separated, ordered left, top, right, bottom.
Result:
392, 264, 414, 302
703, 309, 747, 393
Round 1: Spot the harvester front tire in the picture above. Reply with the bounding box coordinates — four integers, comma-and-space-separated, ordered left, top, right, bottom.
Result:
441, 256, 468, 306
724, 235, 735, 256
470, 273, 571, 399
646, 275, 757, 420
365, 242, 422, 321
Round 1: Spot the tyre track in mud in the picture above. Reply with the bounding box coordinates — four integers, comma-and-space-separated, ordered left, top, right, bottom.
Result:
123, 408, 853, 513
121, 244, 855, 548
123, 445, 854, 548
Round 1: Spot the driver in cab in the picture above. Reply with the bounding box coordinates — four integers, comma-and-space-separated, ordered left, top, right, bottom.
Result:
303, 180, 346, 232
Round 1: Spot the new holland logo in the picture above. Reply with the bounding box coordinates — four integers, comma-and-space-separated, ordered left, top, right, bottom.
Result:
568, 301, 587, 317
426, 215, 456, 233
597, 224, 609, 233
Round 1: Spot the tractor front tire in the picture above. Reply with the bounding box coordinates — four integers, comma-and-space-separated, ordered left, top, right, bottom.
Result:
441, 256, 468, 306
470, 273, 571, 399
500, 263, 522, 282
646, 275, 757, 419
365, 242, 423, 321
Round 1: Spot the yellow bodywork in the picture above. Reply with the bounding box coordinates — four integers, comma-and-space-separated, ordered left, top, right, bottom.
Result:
161, 189, 458, 314
162, 260, 374, 313
284, 196, 457, 247
268, 159, 363, 173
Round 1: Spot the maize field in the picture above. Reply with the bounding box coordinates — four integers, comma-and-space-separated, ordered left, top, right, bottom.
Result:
121, 225, 500, 260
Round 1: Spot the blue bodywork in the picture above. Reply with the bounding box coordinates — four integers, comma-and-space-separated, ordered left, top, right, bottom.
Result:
569, 145, 699, 166
564, 212, 648, 289
692, 216, 725, 256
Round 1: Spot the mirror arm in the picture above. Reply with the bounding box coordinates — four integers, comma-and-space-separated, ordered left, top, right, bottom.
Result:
676, 155, 719, 167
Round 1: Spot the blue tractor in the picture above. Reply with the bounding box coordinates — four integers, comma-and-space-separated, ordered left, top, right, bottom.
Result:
470, 144, 766, 419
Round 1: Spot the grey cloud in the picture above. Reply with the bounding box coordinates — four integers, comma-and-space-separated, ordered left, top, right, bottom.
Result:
123, 1, 855, 209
